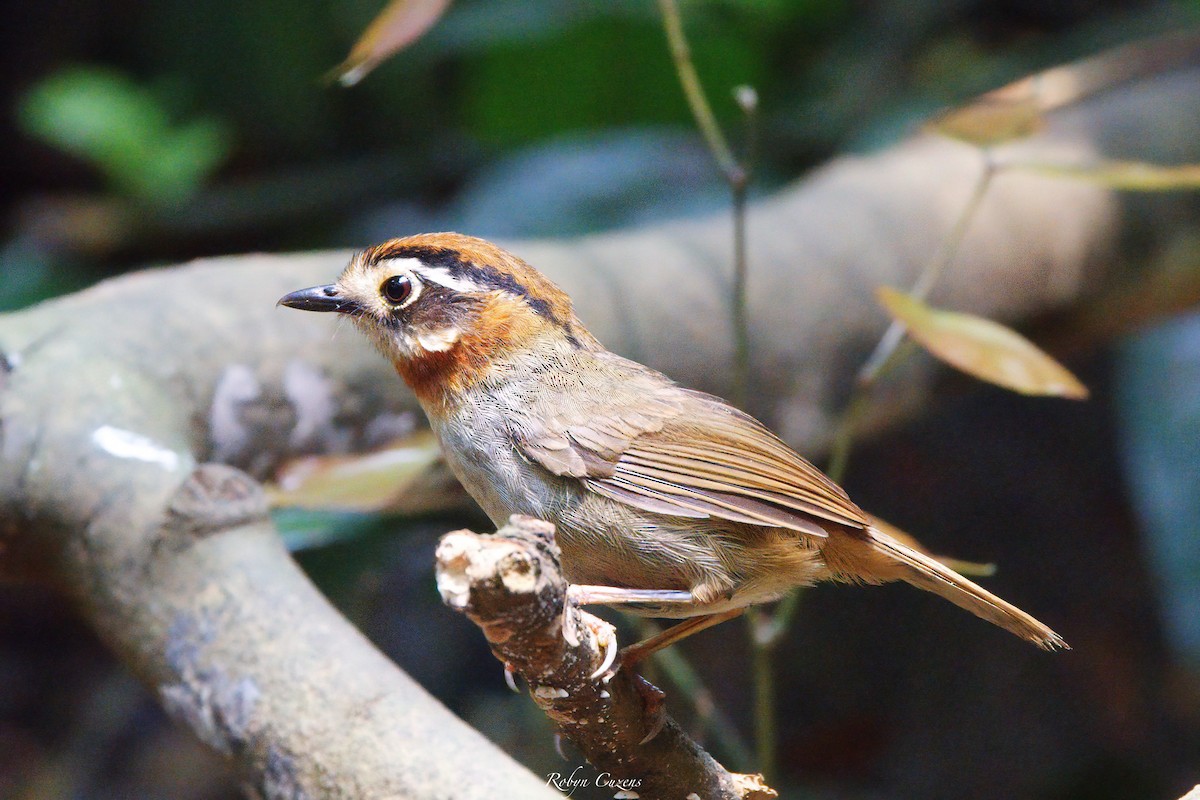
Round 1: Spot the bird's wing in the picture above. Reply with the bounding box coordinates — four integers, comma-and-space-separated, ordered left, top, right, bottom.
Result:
517, 379, 867, 537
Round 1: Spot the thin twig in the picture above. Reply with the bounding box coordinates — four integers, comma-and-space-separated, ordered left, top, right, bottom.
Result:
657, 0, 755, 407
765, 152, 999, 648
657, 0, 742, 184
822, 151, 998, 491
729, 86, 758, 408
658, 0, 776, 776
856, 153, 998, 385
747, 608, 777, 781
731, 175, 751, 407
825, 338, 918, 486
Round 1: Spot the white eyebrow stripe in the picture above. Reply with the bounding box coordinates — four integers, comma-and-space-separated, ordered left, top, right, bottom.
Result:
378, 256, 486, 293
413, 265, 487, 293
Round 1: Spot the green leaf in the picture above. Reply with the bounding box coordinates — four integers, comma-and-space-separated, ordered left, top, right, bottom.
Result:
18, 66, 230, 203
877, 287, 1088, 399
144, 118, 232, 203
20, 68, 164, 181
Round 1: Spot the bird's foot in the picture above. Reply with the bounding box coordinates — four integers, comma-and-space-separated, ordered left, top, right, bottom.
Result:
633, 674, 668, 745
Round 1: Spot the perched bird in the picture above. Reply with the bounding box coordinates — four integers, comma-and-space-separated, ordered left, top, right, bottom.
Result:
280, 232, 1066, 659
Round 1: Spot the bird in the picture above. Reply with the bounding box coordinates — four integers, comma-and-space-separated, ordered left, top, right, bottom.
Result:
279, 232, 1067, 661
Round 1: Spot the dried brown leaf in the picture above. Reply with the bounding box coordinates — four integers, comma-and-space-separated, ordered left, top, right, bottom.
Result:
926, 96, 1043, 147
877, 287, 1088, 399
926, 31, 1200, 147
331, 0, 452, 87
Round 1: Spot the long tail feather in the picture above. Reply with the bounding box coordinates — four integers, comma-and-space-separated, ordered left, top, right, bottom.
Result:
868, 527, 1068, 650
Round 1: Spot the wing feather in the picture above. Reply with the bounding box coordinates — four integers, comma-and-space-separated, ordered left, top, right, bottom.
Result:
619, 453, 849, 523
515, 360, 867, 535
516, 407, 864, 537
599, 472, 830, 535
622, 448, 849, 508
584, 477, 711, 518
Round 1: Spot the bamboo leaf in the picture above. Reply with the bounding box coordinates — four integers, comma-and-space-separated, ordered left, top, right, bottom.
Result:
1018, 159, 1200, 191
927, 32, 1200, 148
876, 287, 1088, 399
266, 431, 451, 512
330, 0, 452, 87
926, 96, 1043, 147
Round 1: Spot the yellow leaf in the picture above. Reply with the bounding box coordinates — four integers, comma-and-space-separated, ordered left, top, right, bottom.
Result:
265, 431, 459, 513
926, 96, 1043, 147
330, 0, 452, 87
926, 31, 1200, 148
1019, 159, 1200, 192
876, 287, 1088, 399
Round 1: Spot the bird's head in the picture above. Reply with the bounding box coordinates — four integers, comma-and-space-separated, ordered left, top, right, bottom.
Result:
279, 232, 597, 404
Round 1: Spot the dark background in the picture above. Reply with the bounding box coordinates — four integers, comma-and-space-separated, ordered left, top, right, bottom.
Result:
2, 1, 1199, 798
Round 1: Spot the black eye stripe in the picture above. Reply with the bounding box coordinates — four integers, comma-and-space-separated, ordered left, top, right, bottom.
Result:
381, 275, 413, 305
366, 244, 585, 349
376, 246, 554, 318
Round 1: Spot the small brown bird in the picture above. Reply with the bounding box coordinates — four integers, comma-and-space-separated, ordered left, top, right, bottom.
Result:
280, 232, 1066, 659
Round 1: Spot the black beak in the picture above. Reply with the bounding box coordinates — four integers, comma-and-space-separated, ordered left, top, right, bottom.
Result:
278, 284, 357, 313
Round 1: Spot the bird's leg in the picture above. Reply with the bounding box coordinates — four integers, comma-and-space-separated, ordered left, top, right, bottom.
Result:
620, 608, 745, 667
564, 584, 743, 672
566, 585, 695, 606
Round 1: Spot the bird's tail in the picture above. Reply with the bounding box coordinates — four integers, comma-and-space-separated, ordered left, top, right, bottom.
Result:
862, 526, 1068, 650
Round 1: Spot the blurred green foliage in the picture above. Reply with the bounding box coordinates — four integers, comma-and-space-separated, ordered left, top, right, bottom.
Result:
462, 15, 761, 145
18, 67, 231, 204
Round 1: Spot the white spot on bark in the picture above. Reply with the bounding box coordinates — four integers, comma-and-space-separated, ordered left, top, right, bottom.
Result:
434, 534, 473, 608
499, 552, 537, 594
92, 425, 181, 470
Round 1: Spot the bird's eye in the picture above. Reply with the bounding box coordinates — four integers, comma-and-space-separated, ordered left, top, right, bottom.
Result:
381, 275, 413, 305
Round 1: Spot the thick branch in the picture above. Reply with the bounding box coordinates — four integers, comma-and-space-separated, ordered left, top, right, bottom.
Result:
0, 261, 556, 797
435, 515, 776, 800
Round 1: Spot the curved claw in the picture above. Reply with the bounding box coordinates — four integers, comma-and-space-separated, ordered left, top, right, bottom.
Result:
503, 663, 519, 693
633, 674, 668, 745
638, 710, 667, 745
589, 628, 619, 681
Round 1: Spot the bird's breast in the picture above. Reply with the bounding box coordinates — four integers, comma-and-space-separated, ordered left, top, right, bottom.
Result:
429, 401, 568, 527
